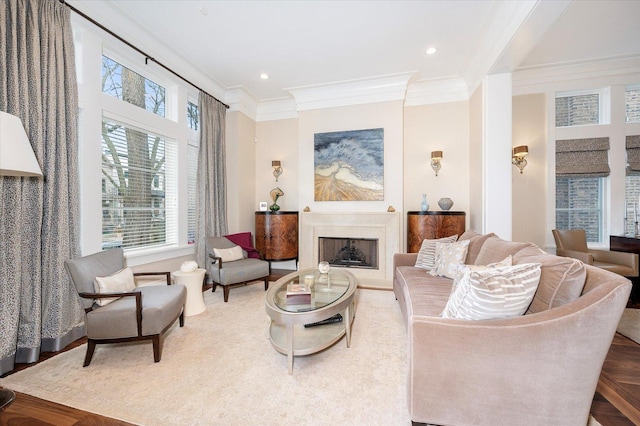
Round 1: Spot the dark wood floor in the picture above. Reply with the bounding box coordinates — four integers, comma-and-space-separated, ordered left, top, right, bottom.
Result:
1, 297, 638, 425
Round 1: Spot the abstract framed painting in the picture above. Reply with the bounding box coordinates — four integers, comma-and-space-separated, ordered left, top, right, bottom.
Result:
314, 128, 384, 201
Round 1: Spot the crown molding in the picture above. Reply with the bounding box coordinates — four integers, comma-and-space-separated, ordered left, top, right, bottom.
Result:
256, 98, 299, 122
286, 72, 415, 112
513, 56, 640, 95
225, 87, 259, 121
404, 78, 469, 106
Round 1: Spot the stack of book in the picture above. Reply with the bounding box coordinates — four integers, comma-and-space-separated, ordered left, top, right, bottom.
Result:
286, 282, 311, 305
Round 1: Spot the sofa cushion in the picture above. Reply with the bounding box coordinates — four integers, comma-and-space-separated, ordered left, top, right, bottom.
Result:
395, 266, 453, 317
459, 230, 497, 264
430, 240, 470, 279
414, 235, 458, 270
513, 245, 587, 314
441, 262, 542, 320
474, 237, 532, 266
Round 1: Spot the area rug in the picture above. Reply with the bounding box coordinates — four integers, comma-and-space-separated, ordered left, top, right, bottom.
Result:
617, 308, 640, 344
0, 286, 409, 425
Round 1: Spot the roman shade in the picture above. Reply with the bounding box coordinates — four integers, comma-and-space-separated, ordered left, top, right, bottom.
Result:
625, 135, 640, 175
556, 137, 610, 177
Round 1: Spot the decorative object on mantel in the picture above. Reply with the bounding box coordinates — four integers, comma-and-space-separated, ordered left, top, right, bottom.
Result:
431, 150, 442, 176
421, 194, 429, 211
387, 205, 395, 212
269, 187, 284, 212
303, 206, 311, 212
438, 197, 454, 211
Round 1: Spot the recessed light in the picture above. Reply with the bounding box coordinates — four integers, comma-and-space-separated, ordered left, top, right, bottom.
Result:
260, 73, 269, 80
426, 47, 437, 55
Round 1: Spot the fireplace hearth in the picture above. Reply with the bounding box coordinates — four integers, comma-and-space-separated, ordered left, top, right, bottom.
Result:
319, 237, 378, 269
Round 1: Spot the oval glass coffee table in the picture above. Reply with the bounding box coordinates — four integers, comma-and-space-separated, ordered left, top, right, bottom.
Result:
265, 267, 357, 374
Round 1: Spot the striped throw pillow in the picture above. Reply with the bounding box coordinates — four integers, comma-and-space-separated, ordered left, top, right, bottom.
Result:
441, 262, 541, 320
414, 235, 458, 270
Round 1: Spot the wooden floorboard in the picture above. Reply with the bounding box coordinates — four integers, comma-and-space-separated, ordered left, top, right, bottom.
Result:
1, 310, 638, 425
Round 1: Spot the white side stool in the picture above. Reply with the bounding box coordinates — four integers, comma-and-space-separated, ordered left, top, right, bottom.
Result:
173, 268, 207, 316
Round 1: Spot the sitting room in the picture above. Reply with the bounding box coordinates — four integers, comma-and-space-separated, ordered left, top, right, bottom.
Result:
1, 0, 639, 424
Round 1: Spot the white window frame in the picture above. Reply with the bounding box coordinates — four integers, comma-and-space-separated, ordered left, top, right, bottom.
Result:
555, 87, 611, 127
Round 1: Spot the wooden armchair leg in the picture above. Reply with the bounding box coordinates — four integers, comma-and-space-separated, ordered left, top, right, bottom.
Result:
152, 335, 163, 363
211, 283, 217, 293
179, 311, 185, 327
223, 286, 230, 303
264, 278, 269, 291
83, 340, 97, 367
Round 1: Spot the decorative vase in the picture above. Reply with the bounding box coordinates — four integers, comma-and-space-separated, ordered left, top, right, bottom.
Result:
420, 194, 429, 212
269, 202, 280, 212
438, 197, 454, 211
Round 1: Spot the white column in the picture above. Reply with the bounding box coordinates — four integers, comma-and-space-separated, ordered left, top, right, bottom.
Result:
482, 74, 513, 239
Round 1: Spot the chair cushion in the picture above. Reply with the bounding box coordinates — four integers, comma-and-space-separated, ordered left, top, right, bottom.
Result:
64, 248, 126, 309
213, 246, 244, 262
94, 267, 136, 306
86, 284, 186, 339
209, 258, 269, 286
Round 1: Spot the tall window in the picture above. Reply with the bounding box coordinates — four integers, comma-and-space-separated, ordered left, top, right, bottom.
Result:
101, 56, 179, 250
555, 89, 610, 243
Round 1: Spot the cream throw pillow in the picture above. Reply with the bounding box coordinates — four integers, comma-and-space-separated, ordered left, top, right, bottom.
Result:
441, 262, 542, 320
94, 267, 136, 307
414, 235, 457, 270
213, 245, 244, 262
430, 240, 470, 279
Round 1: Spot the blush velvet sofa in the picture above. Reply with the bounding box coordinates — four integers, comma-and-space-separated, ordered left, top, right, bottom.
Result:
393, 230, 631, 426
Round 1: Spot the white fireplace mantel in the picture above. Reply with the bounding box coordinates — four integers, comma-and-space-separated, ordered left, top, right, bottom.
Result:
299, 212, 400, 289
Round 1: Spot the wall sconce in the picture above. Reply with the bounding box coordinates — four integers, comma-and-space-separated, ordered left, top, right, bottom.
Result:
0, 111, 42, 177
272, 160, 283, 182
512, 145, 529, 174
430, 151, 442, 176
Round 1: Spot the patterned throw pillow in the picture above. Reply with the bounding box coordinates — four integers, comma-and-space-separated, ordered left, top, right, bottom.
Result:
441, 262, 542, 320
414, 235, 458, 270
430, 240, 470, 279
213, 245, 244, 262
94, 267, 136, 306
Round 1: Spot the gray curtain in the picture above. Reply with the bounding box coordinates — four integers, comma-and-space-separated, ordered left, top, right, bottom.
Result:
556, 137, 610, 178
626, 135, 640, 175
196, 91, 228, 269
0, 0, 85, 375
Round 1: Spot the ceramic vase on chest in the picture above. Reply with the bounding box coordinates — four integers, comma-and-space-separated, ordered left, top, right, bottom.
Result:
421, 194, 429, 212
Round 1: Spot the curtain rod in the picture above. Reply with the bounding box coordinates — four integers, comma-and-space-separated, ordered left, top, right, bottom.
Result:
61, 0, 230, 109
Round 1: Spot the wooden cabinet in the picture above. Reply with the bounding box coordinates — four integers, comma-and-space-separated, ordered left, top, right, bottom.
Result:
407, 211, 466, 253
255, 211, 299, 262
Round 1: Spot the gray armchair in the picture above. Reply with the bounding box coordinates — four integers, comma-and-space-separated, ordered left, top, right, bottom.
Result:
64, 248, 186, 366
553, 229, 639, 277
206, 235, 270, 302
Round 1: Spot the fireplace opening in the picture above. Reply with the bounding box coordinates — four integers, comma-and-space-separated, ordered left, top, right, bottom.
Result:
318, 237, 378, 269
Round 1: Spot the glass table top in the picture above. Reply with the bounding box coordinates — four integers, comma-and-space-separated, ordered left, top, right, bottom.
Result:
273, 269, 353, 313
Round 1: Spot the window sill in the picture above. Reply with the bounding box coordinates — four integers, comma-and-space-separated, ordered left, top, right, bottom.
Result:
124, 244, 195, 267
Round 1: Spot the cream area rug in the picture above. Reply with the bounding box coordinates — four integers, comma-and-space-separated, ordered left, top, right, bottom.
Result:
0, 285, 409, 425
617, 308, 640, 344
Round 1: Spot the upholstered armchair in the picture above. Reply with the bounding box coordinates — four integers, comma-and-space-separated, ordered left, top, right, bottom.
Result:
64, 248, 186, 366
553, 229, 639, 277
206, 234, 270, 302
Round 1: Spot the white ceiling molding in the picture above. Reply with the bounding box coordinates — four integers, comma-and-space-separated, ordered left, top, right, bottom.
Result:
513, 56, 640, 96
404, 78, 469, 106
224, 88, 259, 121
463, 0, 539, 94
491, 0, 572, 74
256, 98, 299, 122
287, 72, 416, 112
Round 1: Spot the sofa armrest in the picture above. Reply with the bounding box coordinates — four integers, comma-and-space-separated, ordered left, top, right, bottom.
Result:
556, 248, 594, 264
393, 253, 418, 270
590, 249, 639, 276
406, 280, 630, 425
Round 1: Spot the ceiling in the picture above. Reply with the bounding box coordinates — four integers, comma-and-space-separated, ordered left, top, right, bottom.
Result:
68, 0, 640, 104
